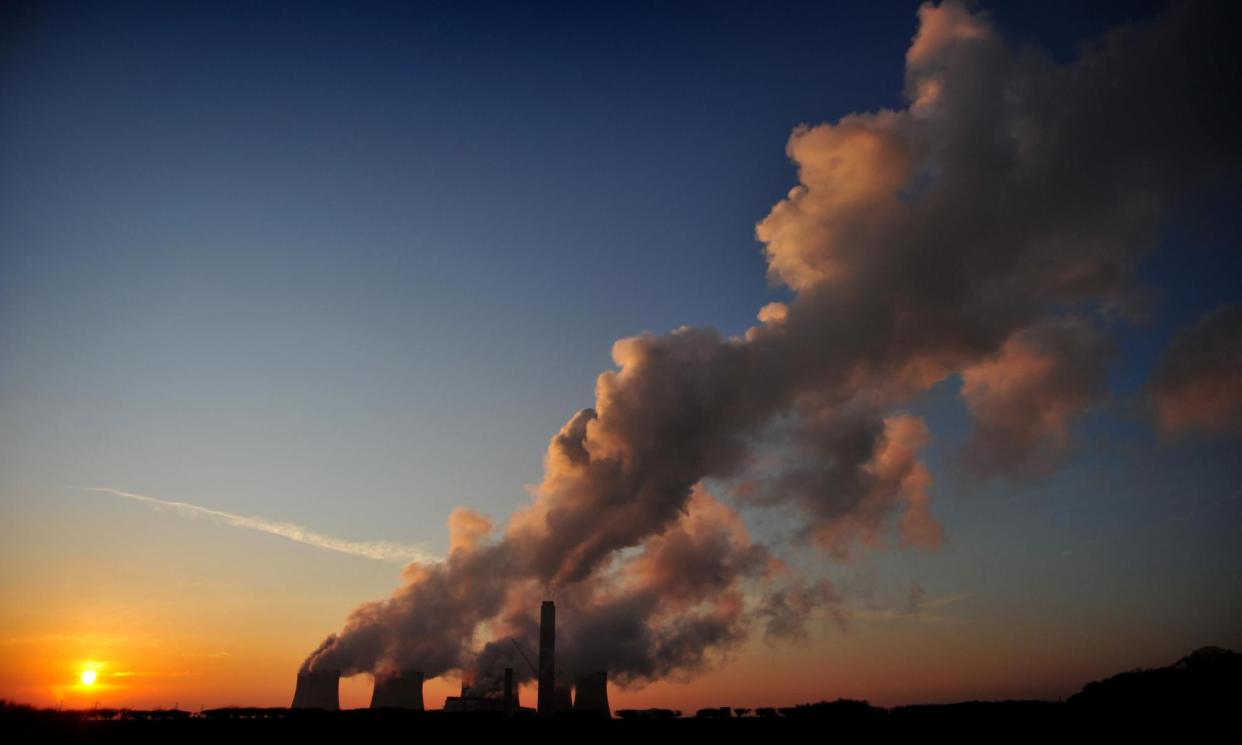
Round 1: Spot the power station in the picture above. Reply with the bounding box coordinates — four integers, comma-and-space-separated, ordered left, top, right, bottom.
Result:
290, 600, 609, 718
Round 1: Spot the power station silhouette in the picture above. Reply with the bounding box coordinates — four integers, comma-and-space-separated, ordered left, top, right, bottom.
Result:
291, 600, 610, 716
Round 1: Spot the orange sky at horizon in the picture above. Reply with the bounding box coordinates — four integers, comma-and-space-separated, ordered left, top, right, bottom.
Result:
1, 598, 1201, 713
3, 483, 1235, 713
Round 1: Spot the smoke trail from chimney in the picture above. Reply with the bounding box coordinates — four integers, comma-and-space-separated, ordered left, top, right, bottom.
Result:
301, 0, 1242, 691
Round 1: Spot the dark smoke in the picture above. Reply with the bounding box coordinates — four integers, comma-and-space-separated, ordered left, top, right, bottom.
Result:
303, 0, 1242, 690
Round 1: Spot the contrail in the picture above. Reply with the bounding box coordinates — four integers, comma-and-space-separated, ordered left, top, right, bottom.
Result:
81, 487, 440, 564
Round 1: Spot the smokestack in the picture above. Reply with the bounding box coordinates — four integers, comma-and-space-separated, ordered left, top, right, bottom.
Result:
538, 600, 555, 715
291, 669, 340, 710
369, 670, 425, 710
503, 667, 515, 715
573, 671, 610, 718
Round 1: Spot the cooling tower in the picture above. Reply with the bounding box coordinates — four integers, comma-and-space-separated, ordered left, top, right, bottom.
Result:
573, 671, 610, 718
553, 684, 573, 713
369, 670, 425, 710
538, 600, 556, 715
291, 669, 340, 710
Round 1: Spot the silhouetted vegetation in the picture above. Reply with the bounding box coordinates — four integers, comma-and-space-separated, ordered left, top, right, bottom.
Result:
616, 708, 681, 719
695, 706, 731, 718
778, 698, 883, 722
1067, 646, 1242, 717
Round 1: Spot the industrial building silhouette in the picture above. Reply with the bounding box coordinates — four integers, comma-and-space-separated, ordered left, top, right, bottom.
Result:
291, 669, 339, 710
291, 600, 610, 717
370, 671, 424, 710
538, 600, 556, 715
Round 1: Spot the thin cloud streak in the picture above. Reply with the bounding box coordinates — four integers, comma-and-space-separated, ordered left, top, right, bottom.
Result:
82, 487, 439, 565
851, 592, 976, 624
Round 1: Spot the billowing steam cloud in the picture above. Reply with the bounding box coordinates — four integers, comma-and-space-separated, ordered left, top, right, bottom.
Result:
1151, 304, 1242, 436
960, 318, 1112, 477
303, 1, 1241, 690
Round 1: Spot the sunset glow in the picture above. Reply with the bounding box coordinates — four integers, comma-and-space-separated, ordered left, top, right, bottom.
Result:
2, 0, 1240, 723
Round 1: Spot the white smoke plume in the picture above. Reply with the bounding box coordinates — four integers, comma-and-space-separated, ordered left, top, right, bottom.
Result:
302, 1, 1241, 689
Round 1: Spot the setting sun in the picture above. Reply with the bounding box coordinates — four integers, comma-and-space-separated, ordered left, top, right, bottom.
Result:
80, 670, 96, 686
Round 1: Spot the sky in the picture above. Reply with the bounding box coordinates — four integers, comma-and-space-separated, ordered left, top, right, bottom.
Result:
1, 0, 1240, 712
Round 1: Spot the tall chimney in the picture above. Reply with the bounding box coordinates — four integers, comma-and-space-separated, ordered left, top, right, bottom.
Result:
291, 669, 340, 710
573, 671, 610, 718
537, 600, 555, 716
369, 670, 424, 710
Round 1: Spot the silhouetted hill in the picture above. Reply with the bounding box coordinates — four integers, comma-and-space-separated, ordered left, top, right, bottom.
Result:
1067, 646, 1242, 718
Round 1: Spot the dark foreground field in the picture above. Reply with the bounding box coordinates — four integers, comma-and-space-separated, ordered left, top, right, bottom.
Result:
5, 647, 1238, 742
1, 703, 1235, 743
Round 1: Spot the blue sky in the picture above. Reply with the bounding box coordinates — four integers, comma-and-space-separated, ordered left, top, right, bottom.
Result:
1, 0, 1239, 708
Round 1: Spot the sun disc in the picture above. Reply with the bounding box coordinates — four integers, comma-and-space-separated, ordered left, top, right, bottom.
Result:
80, 670, 96, 686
